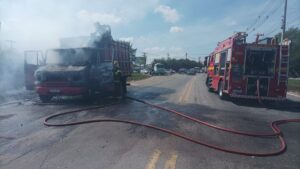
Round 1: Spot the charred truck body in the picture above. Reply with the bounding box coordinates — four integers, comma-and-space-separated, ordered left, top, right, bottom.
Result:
205, 32, 291, 100
25, 24, 132, 102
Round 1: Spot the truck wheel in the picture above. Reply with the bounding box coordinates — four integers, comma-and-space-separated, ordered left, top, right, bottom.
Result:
206, 77, 214, 92
122, 78, 127, 94
119, 82, 125, 99
83, 89, 95, 101
39, 95, 52, 102
114, 80, 125, 99
218, 81, 225, 99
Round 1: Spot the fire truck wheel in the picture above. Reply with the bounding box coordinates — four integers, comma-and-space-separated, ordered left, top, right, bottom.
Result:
39, 95, 52, 103
218, 81, 226, 99
206, 77, 214, 92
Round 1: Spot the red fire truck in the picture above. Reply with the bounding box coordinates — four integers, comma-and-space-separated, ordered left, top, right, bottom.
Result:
205, 32, 290, 100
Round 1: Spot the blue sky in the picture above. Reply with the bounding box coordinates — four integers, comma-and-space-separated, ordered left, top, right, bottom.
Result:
0, 0, 299, 62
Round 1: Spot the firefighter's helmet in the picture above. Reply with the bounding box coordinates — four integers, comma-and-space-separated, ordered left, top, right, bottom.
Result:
113, 60, 119, 65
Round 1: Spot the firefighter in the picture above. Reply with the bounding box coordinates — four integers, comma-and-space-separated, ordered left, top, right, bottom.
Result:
113, 60, 121, 82
113, 60, 124, 97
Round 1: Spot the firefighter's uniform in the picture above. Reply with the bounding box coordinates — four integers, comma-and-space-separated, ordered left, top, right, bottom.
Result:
113, 60, 121, 82
113, 60, 123, 96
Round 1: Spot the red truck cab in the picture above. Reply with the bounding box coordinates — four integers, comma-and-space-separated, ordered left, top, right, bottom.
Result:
25, 25, 133, 102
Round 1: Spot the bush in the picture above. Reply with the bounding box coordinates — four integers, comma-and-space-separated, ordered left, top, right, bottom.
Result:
128, 72, 151, 81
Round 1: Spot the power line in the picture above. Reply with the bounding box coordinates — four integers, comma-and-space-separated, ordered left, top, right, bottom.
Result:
265, 25, 281, 37
246, 0, 273, 32
248, 0, 284, 35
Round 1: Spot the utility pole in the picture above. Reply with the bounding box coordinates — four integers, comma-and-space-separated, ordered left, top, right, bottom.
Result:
185, 52, 188, 60
0, 21, 2, 50
142, 52, 147, 69
281, 0, 287, 42
278, 0, 288, 86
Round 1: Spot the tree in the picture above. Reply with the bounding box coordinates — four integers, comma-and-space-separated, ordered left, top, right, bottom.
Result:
151, 57, 203, 71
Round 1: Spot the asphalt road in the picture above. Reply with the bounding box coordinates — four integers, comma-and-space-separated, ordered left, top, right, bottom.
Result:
0, 74, 300, 169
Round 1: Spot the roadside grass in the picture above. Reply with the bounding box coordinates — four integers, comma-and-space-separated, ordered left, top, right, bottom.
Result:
288, 79, 300, 93
128, 72, 151, 81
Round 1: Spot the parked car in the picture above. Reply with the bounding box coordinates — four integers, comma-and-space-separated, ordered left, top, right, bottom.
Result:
178, 68, 187, 74
187, 68, 196, 75
140, 69, 149, 74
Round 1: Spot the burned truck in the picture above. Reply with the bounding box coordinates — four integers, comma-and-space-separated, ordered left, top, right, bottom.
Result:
24, 24, 133, 102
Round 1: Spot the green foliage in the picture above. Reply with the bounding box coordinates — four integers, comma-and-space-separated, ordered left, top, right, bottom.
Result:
128, 72, 150, 81
151, 57, 202, 71
135, 56, 147, 65
288, 79, 300, 93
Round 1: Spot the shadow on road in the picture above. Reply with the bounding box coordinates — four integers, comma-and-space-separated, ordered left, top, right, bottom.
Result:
226, 98, 300, 113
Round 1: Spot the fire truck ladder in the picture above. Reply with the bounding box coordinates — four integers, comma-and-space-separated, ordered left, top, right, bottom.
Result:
278, 41, 290, 85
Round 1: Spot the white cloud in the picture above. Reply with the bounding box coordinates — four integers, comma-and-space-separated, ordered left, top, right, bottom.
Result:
154, 5, 180, 23
222, 17, 237, 26
119, 37, 134, 42
77, 10, 122, 25
169, 26, 184, 33
144, 47, 166, 54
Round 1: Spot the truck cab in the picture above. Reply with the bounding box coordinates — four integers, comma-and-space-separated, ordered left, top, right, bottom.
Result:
33, 48, 116, 102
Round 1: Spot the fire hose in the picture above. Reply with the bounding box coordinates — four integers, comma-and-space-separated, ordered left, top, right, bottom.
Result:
43, 79, 300, 156
44, 91, 300, 157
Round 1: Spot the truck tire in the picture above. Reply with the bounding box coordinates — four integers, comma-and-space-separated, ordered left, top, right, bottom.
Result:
83, 89, 95, 101
206, 77, 214, 92
218, 81, 226, 99
39, 95, 52, 103
206, 77, 209, 87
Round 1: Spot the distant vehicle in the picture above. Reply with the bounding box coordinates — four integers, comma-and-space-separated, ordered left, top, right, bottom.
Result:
187, 68, 196, 75
199, 68, 205, 73
153, 63, 166, 75
25, 25, 133, 102
206, 32, 291, 100
170, 69, 176, 74
140, 69, 149, 74
178, 68, 187, 74
193, 67, 201, 73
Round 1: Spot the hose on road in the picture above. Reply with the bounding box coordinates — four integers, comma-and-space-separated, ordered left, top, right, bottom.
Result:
44, 94, 300, 157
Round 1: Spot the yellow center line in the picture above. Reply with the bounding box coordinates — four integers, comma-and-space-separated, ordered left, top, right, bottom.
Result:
184, 77, 195, 102
144, 149, 161, 169
178, 78, 192, 102
179, 76, 195, 103
164, 152, 178, 169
